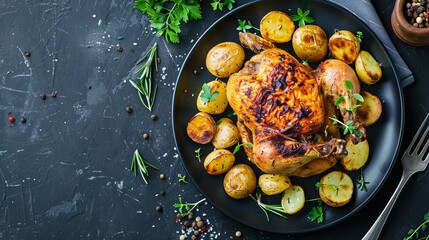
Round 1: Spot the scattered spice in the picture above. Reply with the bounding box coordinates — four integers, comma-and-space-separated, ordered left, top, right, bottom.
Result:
235, 231, 242, 238
116, 47, 124, 52
7, 112, 15, 123
24, 51, 31, 57
183, 89, 188, 94
51, 91, 57, 97
160, 190, 165, 196
192, 69, 199, 75
155, 205, 163, 212
404, 0, 429, 28
150, 114, 158, 121
159, 173, 165, 180
125, 106, 133, 113
20, 117, 27, 124
40, 94, 46, 100
143, 133, 149, 139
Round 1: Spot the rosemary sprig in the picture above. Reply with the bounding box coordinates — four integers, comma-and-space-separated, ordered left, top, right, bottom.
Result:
357, 168, 369, 191
130, 149, 159, 184
250, 194, 288, 222
174, 197, 206, 217
129, 42, 158, 112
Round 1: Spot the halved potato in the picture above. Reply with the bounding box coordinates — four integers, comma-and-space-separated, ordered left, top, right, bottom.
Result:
186, 112, 216, 144
212, 118, 240, 149
290, 157, 337, 178
206, 42, 245, 78
258, 174, 292, 195
281, 185, 305, 214
292, 25, 328, 62
204, 149, 235, 175
355, 50, 382, 85
357, 91, 382, 126
223, 164, 257, 199
319, 171, 354, 207
260, 11, 295, 43
197, 80, 228, 114
239, 32, 277, 53
328, 30, 360, 64
340, 136, 369, 171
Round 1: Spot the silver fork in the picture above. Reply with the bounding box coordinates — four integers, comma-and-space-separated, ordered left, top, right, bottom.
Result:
362, 113, 429, 240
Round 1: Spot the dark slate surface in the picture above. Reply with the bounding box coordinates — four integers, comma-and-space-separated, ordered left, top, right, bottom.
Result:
0, 0, 428, 239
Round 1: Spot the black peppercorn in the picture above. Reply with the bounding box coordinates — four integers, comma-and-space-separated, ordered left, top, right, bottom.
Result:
51, 91, 57, 97
150, 114, 158, 120
125, 106, 132, 113
20, 117, 27, 124
24, 51, 31, 57
155, 205, 162, 212
40, 94, 46, 100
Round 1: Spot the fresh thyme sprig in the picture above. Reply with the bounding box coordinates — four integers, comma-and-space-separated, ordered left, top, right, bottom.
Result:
130, 149, 159, 184
174, 197, 206, 217
356, 168, 369, 191
129, 42, 158, 112
329, 116, 362, 137
404, 212, 429, 240
290, 8, 315, 27
195, 148, 202, 162
356, 31, 364, 43
334, 79, 364, 114
250, 194, 288, 222
177, 173, 188, 183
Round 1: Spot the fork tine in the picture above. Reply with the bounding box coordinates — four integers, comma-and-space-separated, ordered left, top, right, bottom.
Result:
405, 113, 429, 154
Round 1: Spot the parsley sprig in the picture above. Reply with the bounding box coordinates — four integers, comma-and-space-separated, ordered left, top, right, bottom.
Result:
250, 194, 288, 222
290, 8, 315, 27
200, 83, 219, 103
174, 197, 206, 217
211, 0, 235, 11
129, 43, 158, 112
237, 19, 259, 32
404, 212, 429, 240
134, 0, 202, 43
130, 149, 159, 184
308, 199, 324, 223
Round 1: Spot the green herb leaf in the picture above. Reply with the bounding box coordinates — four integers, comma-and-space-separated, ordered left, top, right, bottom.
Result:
308, 201, 324, 223
233, 143, 243, 154
353, 93, 364, 102
173, 197, 206, 217
130, 149, 159, 184
404, 212, 429, 240
356, 168, 369, 191
291, 8, 315, 27
178, 173, 188, 183
250, 194, 288, 222
345, 79, 353, 90
335, 96, 344, 106
237, 19, 259, 32
200, 83, 219, 103
195, 148, 202, 162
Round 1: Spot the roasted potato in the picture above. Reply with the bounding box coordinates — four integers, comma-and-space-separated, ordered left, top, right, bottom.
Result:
258, 174, 292, 195
197, 80, 228, 114
319, 171, 354, 207
186, 112, 216, 144
340, 136, 369, 171
357, 91, 382, 126
212, 118, 240, 149
329, 30, 360, 64
260, 11, 295, 43
223, 164, 257, 199
289, 157, 337, 178
292, 25, 328, 62
281, 185, 305, 214
239, 32, 277, 53
204, 149, 235, 175
206, 42, 245, 78
355, 50, 382, 85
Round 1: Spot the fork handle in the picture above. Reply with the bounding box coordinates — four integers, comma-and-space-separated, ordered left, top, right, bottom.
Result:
362, 172, 410, 240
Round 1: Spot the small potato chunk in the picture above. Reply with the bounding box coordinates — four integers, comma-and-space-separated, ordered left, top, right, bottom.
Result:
206, 42, 245, 78
357, 91, 382, 126
197, 80, 228, 114
204, 149, 235, 175
281, 185, 305, 214
319, 171, 354, 207
340, 137, 369, 171
258, 174, 292, 195
355, 50, 382, 85
239, 32, 277, 53
329, 30, 360, 64
212, 118, 240, 149
186, 112, 216, 144
260, 11, 295, 43
223, 164, 257, 199
292, 25, 328, 62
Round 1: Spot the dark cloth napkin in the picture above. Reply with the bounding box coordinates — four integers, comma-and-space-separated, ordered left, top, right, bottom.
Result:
327, 0, 414, 88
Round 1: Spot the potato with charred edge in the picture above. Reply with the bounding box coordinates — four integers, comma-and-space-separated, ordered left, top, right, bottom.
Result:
357, 91, 382, 126
197, 80, 228, 114
319, 171, 354, 207
206, 42, 245, 78
340, 136, 369, 171
186, 112, 216, 144
212, 118, 240, 149
329, 30, 360, 64
355, 50, 382, 85
260, 11, 295, 43
292, 25, 328, 62
204, 149, 235, 175
223, 164, 257, 199
258, 174, 292, 195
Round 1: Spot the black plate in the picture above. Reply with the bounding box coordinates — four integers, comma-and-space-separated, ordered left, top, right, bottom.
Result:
172, 0, 404, 234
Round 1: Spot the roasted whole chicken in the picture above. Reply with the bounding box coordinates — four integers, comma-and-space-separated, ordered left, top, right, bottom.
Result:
227, 48, 348, 175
